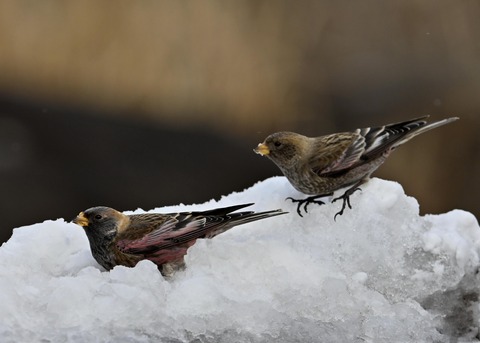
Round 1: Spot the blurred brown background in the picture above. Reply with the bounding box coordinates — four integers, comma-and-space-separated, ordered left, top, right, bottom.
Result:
0, 1, 479, 244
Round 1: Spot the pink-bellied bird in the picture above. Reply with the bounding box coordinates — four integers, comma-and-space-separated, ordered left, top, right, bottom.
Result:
73, 204, 286, 276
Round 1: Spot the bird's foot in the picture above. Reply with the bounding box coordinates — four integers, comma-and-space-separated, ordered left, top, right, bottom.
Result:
286, 194, 331, 217
332, 186, 362, 220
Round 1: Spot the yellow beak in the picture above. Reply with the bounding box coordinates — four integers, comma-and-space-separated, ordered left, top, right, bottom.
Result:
254, 143, 270, 156
73, 212, 89, 227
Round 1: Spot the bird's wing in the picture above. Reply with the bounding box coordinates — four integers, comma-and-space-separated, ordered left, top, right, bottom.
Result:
309, 132, 366, 175
358, 116, 429, 159
115, 204, 279, 257
310, 116, 431, 176
115, 213, 211, 254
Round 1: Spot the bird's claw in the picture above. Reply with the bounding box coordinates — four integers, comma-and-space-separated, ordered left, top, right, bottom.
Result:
286, 197, 306, 217
286, 195, 328, 217
286, 187, 361, 219
332, 187, 362, 220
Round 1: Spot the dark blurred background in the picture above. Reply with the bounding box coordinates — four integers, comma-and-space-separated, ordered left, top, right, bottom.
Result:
0, 1, 479, 244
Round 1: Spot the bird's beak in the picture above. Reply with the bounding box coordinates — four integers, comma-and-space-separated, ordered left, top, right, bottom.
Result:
254, 143, 270, 156
73, 212, 89, 227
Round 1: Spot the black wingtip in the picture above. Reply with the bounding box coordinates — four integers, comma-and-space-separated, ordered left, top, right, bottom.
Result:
197, 203, 255, 216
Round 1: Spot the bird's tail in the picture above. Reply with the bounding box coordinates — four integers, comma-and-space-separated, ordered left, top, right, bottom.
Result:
362, 116, 458, 158
393, 116, 459, 147
199, 203, 287, 239
227, 207, 287, 226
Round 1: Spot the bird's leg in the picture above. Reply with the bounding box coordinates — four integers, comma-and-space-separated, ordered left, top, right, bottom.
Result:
286, 194, 333, 217
332, 182, 363, 220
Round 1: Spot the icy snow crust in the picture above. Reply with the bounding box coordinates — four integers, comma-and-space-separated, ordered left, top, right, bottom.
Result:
1, 177, 479, 342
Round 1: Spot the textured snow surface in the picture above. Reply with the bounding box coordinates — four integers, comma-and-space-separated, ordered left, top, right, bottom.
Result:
1, 177, 479, 342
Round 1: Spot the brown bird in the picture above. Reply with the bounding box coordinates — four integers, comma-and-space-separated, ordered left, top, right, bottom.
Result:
254, 116, 458, 219
72, 204, 286, 277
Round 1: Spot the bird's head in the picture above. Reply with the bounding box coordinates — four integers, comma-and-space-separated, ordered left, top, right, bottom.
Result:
73, 206, 130, 239
254, 132, 309, 169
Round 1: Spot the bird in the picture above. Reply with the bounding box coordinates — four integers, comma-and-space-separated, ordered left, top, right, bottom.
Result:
72, 203, 286, 277
254, 116, 459, 219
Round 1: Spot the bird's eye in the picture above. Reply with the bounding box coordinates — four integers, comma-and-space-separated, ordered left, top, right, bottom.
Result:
274, 141, 282, 147
94, 214, 103, 220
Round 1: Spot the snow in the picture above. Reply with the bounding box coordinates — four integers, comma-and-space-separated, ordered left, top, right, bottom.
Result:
1, 177, 479, 342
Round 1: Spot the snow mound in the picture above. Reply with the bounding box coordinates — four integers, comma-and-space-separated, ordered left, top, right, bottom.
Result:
1, 177, 479, 342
